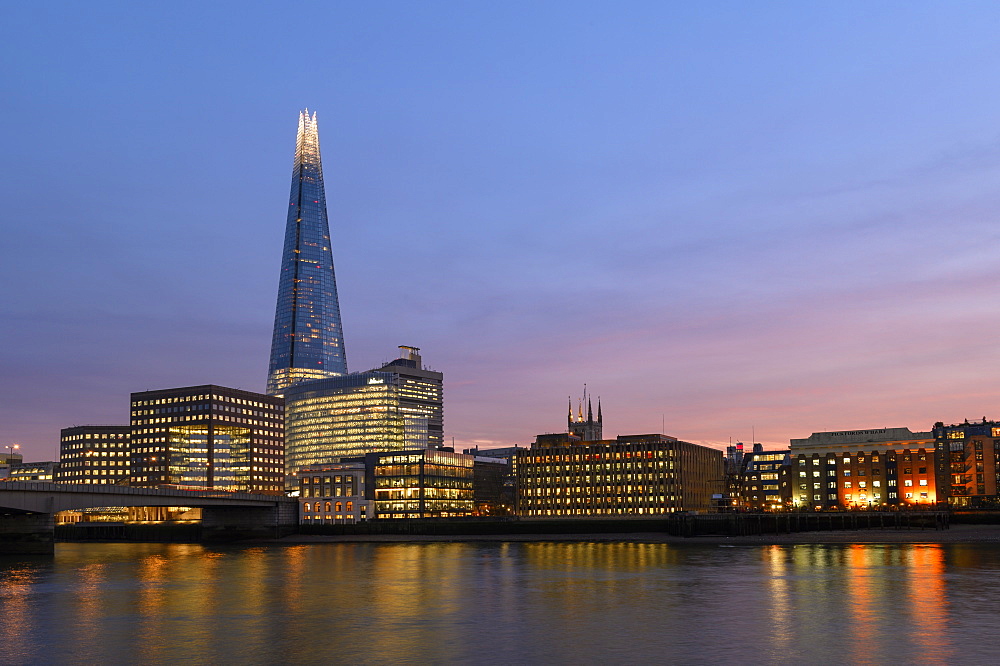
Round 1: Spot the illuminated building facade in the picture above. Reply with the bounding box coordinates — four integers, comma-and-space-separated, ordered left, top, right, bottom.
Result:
514, 432, 724, 517
790, 427, 937, 509
8, 461, 59, 482
267, 109, 348, 395
933, 419, 1000, 507
297, 462, 372, 523
129, 385, 284, 494
738, 446, 792, 510
0, 450, 24, 479
283, 346, 443, 479
57, 425, 131, 484
366, 449, 474, 518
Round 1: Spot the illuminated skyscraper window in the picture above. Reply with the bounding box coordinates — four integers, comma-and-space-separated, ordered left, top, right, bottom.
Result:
267, 110, 348, 395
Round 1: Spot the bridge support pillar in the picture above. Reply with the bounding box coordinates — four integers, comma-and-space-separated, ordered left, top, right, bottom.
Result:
201, 505, 296, 541
0, 513, 55, 554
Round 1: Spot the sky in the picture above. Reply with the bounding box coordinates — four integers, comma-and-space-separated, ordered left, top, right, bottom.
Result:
4, 2, 1000, 460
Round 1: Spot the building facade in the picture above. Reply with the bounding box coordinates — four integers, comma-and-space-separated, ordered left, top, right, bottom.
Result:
366, 449, 474, 518
8, 461, 59, 482
790, 427, 937, 509
267, 109, 349, 395
933, 419, 1000, 507
514, 432, 724, 517
297, 462, 372, 523
57, 425, 131, 484
738, 447, 793, 511
129, 385, 284, 494
283, 346, 443, 479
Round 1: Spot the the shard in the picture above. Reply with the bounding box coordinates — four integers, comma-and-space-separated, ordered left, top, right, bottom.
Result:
267, 110, 348, 395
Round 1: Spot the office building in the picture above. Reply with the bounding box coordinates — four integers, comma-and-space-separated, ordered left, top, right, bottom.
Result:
57, 425, 131, 484
129, 385, 284, 494
933, 419, 1000, 507
738, 446, 792, 511
514, 401, 724, 517
366, 449, 474, 518
283, 346, 443, 478
0, 449, 24, 479
8, 461, 59, 482
790, 427, 937, 509
297, 462, 372, 523
267, 110, 348, 395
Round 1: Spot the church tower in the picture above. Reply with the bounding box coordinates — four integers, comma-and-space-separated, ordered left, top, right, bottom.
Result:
568, 388, 603, 441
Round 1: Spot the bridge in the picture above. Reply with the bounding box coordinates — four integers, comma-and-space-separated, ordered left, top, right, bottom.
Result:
0, 482, 298, 554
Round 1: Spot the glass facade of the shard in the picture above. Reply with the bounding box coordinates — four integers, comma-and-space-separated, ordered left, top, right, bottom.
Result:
267, 110, 348, 395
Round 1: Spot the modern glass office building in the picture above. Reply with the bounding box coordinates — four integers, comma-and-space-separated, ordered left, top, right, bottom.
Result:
283, 346, 443, 480
267, 109, 348, 395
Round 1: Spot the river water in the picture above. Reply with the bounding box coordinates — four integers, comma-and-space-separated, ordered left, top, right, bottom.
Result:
1, 541, 999, 664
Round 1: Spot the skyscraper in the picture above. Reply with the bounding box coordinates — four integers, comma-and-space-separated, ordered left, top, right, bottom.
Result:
267, 110, 348, 395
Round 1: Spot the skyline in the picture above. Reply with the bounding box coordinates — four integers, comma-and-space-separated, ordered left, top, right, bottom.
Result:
6, 3, 1000, 459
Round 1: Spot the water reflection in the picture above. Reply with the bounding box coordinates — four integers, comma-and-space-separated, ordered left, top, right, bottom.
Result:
2, 541, 1000, 663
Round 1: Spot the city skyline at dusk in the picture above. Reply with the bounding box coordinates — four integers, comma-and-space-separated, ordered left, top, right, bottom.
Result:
6, 3, 1000, 460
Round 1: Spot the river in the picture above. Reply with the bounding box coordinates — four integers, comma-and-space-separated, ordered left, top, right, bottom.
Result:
1, 541, 999, 664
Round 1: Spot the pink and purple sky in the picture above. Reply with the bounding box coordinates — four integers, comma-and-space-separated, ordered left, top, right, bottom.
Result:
4, 2, 1000, 460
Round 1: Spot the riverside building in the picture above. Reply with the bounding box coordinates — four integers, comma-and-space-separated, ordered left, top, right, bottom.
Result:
366, 448, 474, 518
933, 419, 1000, 507
297, 462, 372, 523
283, 346, 443, 479
514, 398, 724, 517
57, 425, 131, 484
129, 385, 284, 494
737, 446, 792, 510
790, 427, 937, 509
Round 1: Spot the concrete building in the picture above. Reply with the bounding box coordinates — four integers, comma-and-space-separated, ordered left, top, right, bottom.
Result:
514, 398, 724, 518
57, 425, 131, 485
130, 385, 285, 494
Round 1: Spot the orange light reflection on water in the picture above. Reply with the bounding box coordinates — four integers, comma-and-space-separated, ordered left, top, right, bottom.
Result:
906, 545, 951, 662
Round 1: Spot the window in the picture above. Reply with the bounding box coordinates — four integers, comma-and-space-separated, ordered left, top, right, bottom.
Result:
919, 480, 928, 486
873, 481, 881, 488
325, 502, 332, 512
844, 482, 852, 488
844, 470, 851, 477
335, 502, 343, 512
904, 480, 913, 487
828, 482, 837, 489
859, 482, 867, 488
303, 503, 311, 512
918, 467, 927, 474
843, 457, 851, 465
828, 494, 837, 500
346, 501, 353, 511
